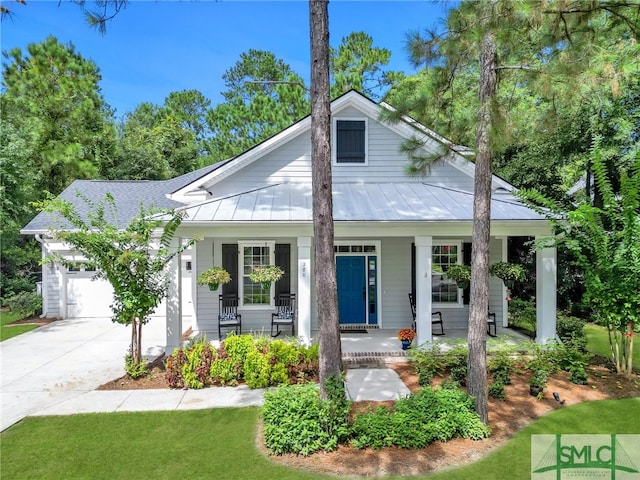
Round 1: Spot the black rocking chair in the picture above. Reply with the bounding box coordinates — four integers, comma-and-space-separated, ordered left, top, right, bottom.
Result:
408, 293, 445, 336
271, 293, 296, 337
218, 294, 241, 339
487, 311, 497, 337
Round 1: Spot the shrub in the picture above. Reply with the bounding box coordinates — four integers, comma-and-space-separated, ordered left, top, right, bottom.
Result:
409, 343, 443, 386
488, 380, 506, 400
222, 334, 256, 376
570, 366, 588, 385
5, 291, 42, 318
124, 354, 148, 379
556, 315, 588, 353
164, 337, 216, 389
262, 377, 351, 456
244, 348, 271, 389
351, 385, 490, 450
488, 350, 514, 385
525, 341, 562, 376
450, 365, 467, 386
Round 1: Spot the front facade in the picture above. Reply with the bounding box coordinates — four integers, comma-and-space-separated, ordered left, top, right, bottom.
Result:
24, 91, 557, 351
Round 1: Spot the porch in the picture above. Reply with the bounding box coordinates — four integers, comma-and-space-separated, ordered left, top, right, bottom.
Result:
192, 325, 532, 367
339, 326, 532, 366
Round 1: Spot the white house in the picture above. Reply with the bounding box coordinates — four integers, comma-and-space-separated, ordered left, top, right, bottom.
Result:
22, 91, 557, 351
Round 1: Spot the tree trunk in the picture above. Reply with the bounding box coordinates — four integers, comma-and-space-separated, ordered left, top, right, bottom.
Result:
467, 25, 497, 425
130, 317, 143, 364
309, 0, 342, 399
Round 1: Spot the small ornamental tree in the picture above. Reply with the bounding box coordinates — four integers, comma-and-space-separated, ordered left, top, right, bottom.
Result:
521, 143, 640, 376
37, 192, 195, 368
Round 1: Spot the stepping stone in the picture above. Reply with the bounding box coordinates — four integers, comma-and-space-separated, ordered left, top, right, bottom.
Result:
345, 368, 410, 401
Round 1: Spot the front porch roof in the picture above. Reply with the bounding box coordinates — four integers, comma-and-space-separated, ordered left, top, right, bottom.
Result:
179, 182, 545, 223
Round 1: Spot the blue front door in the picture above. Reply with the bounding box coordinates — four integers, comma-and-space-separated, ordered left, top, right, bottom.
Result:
336, 256, 366, 324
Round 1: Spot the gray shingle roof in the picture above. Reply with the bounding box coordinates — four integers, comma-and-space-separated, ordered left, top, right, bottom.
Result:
21, 164, 221, 233
179, 183, 545, 223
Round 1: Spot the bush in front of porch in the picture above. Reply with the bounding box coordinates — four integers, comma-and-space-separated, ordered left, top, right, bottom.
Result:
165, 334, 319, 389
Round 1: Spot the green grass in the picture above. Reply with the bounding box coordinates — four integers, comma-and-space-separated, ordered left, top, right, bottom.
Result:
2, 399, 638, 480
0, 309, 39, 341
0, 408, 327, 480
585, 323, 640, 369
425, 398, 640, 480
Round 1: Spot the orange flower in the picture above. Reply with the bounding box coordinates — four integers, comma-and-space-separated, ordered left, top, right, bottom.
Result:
398, 329, 416, 341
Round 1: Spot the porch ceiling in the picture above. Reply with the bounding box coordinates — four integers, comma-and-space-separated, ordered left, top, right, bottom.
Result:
179, 183, 545, 223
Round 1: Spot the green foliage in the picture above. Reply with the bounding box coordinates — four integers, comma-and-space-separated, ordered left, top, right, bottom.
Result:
165, 337, 217, 389
409, 342, 443, 386
205, 49, 310, 162
37, 192, 195, 364
124, 354, 148, 380
262, 382, 351, 456
105, 100, 200, 180
489, 262, 526, 282
521, 143, 640, 374
524, 341, 562, 378
488, 350, 514, 385
508, 298, 537, 336
4, 291, 42, 318
445, 264, 471, 282
2, 36, 115, 196
488, 381, 506, 400
569, 367, 589, 385
169, 334, 319, 389
556, 315, 588, 353
529, 370, 549, 389
329, 31, 400, 100
351, 385, 490, 450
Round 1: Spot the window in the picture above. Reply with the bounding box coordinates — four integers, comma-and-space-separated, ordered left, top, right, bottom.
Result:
432, 244, 461, 304
335, 119, 366, 164
239, 242, 275, 307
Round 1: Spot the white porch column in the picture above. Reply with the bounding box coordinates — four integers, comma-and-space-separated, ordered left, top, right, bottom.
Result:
536, 237, 557, 344
500, 236, 508, 327
297, 237, 312, 344
165, 237, 183, 355
415, 235, 433, 345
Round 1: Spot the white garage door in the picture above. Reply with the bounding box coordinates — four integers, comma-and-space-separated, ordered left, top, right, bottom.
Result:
66, 271, 114, 318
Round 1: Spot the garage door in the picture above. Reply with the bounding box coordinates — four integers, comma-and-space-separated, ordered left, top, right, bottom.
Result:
66, 271, 114, 318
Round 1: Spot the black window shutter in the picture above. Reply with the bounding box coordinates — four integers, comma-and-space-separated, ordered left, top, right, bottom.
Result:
274, 244, 291, 297
337, 120, 365, 163
410, 243, 416, 298
222, 244, 238, 296
463, 242, 472, 305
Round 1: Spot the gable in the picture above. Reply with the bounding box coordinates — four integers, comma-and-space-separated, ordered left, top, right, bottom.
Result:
170, 91, 512, 203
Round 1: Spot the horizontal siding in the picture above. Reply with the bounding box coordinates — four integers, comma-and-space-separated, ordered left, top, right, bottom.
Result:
380, 237, 413, 330
206, 111, 475, 199
194, 237, 300, 335
46, 264, 60, 317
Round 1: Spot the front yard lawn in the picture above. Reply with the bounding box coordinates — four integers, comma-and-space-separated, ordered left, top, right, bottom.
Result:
0, 309, 39, 341
585, 323, 640, 370
2, 399, 638, 480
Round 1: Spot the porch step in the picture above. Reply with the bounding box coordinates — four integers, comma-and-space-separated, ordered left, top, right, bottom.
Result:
342, 351, 408, 368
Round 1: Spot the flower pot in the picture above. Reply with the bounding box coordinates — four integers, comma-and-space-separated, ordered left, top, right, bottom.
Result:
456, 280, 469, 289
261, 282, 271, 291
503, 279, 515, 288
401, 340, 412, 350
208, 283, 219, 291
529, 385, 543, 396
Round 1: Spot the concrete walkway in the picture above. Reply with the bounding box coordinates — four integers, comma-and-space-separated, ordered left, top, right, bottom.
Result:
1, 318, 408, 431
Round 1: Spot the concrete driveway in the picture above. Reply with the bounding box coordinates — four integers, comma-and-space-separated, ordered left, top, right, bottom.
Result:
0, 316, 166, 431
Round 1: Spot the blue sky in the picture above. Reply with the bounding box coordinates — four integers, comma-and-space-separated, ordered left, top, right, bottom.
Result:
1, 1, 453, 117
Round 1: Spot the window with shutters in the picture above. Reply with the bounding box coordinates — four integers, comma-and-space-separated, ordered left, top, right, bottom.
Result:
334, 119, 367, 164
